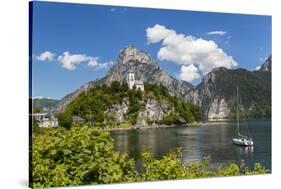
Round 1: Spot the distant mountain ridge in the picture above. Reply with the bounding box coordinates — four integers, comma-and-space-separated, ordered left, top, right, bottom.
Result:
33, 98, 59, 112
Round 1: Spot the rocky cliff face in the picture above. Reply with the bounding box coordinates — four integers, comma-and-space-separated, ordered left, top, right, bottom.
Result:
207, 98, 231, 119
185, 67, 231, 120
96, 46, 193, 94
106, 98, 129, 122
259, 55, 272, 72
137, 98, 171, 126
106, 97, 172, 126
186, 59, 271, 120
56, 46, 193, 112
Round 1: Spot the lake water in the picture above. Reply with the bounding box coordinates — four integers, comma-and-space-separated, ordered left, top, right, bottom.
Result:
110, 120, 271, 171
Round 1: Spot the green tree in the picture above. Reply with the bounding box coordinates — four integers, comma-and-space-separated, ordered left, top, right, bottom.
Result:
33, 107, 41, 113
32, 127, 137, 188
56, 112, 73, 129
32, 117, 40, 134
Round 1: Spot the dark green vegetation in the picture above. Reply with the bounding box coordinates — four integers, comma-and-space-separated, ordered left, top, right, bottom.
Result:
144, 83, 200, 124
31, 126, 269, 188
31, 127, 136, 188
216, 69, 271, 119
63, 81, 200, 128
32, 98, 59, 112
56, 112, 73, 130
198, 68, 271, 119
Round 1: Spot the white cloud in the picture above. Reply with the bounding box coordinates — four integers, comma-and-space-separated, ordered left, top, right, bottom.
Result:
255, 65, 261, 71
36, 51, 55, 61
146, 24, 176, 44
32, 96, 52, 99
57, 51, 113, 70
36, 50, 113, 70
179, 64, 201, 82
87, 58, 99, 67
57, 51, 91, 70
146, 24, 237, 82
206, 31, 227, 36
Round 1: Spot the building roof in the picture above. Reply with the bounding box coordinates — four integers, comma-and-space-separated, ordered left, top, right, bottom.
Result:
135, 80, 144, 85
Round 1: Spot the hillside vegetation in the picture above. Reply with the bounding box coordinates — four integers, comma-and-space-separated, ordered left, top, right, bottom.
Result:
62, 81, 200, 128
215, 69, 271, 118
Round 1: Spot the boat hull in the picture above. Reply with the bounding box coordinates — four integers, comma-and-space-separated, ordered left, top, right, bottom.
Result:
232, 137, 254, 146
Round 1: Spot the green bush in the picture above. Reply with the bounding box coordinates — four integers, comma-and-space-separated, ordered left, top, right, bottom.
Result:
56, 112, 72, 129
141, 148, 188, 180
141, 148, 269, 181
31, 127, 269, 188
31, 127, 137, 188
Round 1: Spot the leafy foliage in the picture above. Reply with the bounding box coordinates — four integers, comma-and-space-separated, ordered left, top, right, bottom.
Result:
33, 107, 41, 113
65, 82, 128, 127
126, 89, 144, 124
56, 112, 73, 129
31, 126, 137, 188
31, 127, 269, 188
141, 148, 189, 180
140, 148, 268, 181
32, 117, 40, 134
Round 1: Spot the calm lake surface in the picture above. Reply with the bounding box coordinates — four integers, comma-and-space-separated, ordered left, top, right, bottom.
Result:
110, 120, 271, 171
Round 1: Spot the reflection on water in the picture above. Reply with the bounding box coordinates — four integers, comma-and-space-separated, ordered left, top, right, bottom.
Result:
110, 120, 271, 171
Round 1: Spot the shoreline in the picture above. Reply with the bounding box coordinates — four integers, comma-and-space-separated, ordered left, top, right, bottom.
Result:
108, 119, 271, 131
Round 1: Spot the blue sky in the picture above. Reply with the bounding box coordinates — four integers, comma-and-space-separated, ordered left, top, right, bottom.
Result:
31, 1, 271, 100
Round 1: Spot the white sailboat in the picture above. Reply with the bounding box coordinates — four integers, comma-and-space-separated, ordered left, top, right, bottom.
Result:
232, 87, 254, 146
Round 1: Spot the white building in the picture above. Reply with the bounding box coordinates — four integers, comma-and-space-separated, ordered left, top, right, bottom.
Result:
32, 113, 58, 128
126, 71, 144, 91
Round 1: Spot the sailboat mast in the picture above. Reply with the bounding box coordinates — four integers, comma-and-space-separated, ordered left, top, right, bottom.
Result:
237, 87, 239, 135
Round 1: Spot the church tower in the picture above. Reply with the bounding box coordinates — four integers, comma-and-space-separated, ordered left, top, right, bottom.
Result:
127, 71, 135, 89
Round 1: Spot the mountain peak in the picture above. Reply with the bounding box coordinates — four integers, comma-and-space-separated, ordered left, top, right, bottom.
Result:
56, 46, 193, 112
210, 67, 228, 73
117, 45, 153, 65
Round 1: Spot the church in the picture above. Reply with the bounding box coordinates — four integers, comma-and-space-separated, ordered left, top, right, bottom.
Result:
126, 71, 144, 91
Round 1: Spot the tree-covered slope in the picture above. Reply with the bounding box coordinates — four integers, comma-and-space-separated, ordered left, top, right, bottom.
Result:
33, 98, 59, 111
187, 67, 271, 119
215, 69, 271, 116
64, 81, 200, 127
